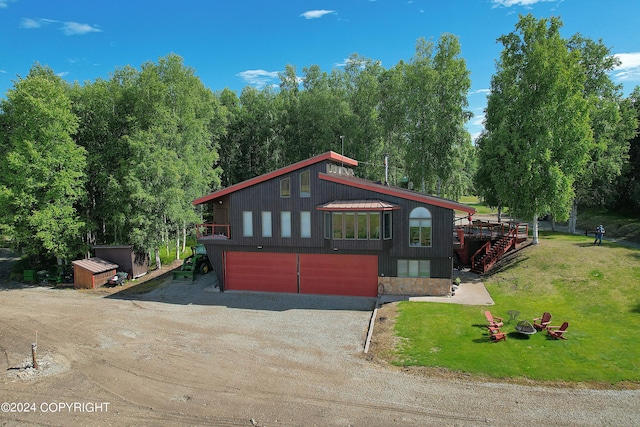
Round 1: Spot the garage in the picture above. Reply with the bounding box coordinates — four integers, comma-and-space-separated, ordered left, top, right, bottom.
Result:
224, 251, 378, 297
225, 252, 298, 293
299, 254, 378, 297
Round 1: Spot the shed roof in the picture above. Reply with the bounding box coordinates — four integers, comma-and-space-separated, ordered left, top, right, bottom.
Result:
72, 257, 118, 274
317, 199, 401, 211
318, 173, 476, 214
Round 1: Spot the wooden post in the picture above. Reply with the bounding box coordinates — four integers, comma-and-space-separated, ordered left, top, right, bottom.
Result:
31, 343, 38, 369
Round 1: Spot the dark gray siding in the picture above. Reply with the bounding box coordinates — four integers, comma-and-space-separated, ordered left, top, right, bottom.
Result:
200, 159, 457, 285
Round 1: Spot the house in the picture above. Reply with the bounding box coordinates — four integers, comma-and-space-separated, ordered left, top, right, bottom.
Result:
72, 257, 118, 289
93, 245, 149, 279
192, 151, 476, 297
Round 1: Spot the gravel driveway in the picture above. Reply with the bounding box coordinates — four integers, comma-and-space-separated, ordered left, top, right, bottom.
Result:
1, 269, 639, 426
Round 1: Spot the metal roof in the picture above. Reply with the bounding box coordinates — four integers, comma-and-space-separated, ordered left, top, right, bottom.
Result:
193, 151, 358, 206
317, 199, 401, 211
72, 257, 118, 274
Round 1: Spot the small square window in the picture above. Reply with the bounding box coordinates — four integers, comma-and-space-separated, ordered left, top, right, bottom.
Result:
280, 177, 290, 198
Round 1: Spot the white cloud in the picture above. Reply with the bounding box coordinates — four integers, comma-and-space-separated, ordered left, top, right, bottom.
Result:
491, 0, 557, 7
236, 69, 280, 87
469, 88, 491, 96
300, 10, 335, 19
20, 17, 42, 29
613, 52, 640, 81
19, 18, 101, 35
0, 0, 18, 9
61, 21, 101, 36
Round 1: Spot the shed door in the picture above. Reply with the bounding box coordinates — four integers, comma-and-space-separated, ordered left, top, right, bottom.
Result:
225, 252, 298, 293
299, 254, 378, 297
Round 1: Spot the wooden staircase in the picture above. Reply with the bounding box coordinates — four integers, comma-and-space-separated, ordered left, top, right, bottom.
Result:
470, 231, 517, 274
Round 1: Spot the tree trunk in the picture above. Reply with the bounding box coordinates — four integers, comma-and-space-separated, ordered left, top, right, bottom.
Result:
155, 248, 162, 270
568, 199, 578, 234
532, 213, 539, 245
497, 207, 502, 223
175, 232, 180, 260
182, 224, 187, 252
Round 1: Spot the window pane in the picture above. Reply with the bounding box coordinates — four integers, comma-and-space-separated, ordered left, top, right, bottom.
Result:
419, 260, 430, 277
332, 213, 343, 239
408, 260, 419, 277
324, 212, 331, 239
280, 178, 290, 198
345, 213, 355, 239
369, 213, 380, 239
281, 211, 291, 237
261, 211, 272, 237
357, 213, 368, 239
420, 225, 431, 246
243, 211, 253, 237
397, 260, 408, 278
410, 226, 420, 246
383, 212, 392, 239
300, 211, 311, 238
300, 170, 310, 197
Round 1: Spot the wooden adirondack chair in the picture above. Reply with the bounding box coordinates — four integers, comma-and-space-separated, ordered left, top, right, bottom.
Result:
484, 311, 504, 329
533, 312, 552, 330
489, 329, 507, 342
547, 322, 569, 340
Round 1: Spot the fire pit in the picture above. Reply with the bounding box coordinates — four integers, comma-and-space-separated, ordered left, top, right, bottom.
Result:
515, 320, 536, 335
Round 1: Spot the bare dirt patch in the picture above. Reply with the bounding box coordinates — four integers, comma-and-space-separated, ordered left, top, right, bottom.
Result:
1, 260, 639, 425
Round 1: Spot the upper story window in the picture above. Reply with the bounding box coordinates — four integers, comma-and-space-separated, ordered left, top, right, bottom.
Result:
261, 211, 272, 237
280, 177, 290, 198
409, 207, 432, 247
281, 211, 291, 238
300, 170, 310, 197
300, 211, 311, 238
242, 211, 253, 237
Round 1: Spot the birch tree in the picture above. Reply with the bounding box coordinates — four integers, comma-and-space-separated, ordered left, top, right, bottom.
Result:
477, 15, 593, 244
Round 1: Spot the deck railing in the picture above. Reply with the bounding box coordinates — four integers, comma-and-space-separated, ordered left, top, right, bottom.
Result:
195, 223, 231, 239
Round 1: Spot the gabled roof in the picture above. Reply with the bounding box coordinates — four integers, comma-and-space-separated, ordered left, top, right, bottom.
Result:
193, 151, 357, 206
318, 172, 476, 214
192, 150, 476, 215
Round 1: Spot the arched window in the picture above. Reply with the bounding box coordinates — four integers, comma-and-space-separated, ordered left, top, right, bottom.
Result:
409, 207, 432, 247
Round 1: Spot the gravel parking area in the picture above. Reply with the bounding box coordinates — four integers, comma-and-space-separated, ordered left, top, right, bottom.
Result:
1, 269, 639, 426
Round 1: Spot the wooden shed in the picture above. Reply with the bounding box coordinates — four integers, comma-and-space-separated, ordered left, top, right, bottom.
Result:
93, 245, 149, 279
72, 257, 118, 289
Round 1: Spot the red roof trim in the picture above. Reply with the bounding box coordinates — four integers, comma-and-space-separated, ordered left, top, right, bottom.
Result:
193, 151, 358, 206
318, 173, 476, 214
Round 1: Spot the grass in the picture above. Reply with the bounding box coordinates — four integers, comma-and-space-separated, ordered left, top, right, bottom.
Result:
457, 196, 498, 215
577, 207, 640, 243
391, 231, 640, 387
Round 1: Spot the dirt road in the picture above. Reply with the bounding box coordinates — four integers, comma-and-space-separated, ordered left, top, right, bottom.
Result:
1, 270, 639, 426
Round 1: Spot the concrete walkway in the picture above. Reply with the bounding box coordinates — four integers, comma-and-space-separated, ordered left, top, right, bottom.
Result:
378, 269, 494, 306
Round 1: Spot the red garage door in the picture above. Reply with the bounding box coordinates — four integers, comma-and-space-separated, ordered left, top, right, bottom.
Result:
225, 252, 298, 293
299, 254, 378, 297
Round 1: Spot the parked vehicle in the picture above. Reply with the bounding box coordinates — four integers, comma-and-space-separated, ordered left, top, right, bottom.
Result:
108, 271, 128, 286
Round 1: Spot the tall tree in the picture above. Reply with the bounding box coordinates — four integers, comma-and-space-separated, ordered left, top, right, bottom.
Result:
565, 35, 638, 232
404, 35, 471, 195
476, 15, 593, 244
0, 64, 87, 264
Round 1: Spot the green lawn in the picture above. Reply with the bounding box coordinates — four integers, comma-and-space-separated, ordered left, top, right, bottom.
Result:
458, 195, 496, 215
391, 231, 640, 387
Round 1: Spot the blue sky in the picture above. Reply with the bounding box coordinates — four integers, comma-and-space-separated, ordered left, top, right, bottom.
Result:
1, 0, 639, 141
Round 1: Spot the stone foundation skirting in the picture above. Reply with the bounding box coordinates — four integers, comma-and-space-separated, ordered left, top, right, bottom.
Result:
377, 276, 450, 296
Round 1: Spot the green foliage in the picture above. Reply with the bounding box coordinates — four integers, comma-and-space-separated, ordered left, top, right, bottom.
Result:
477, 15, 593, 226
0, 64, 86, 262
392, 233, 640, 385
